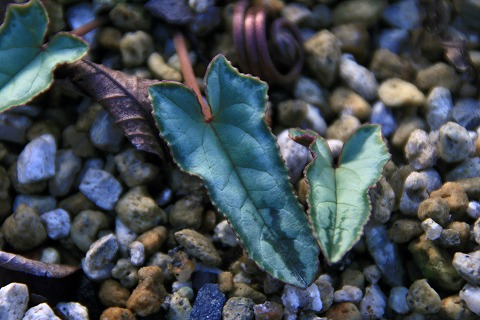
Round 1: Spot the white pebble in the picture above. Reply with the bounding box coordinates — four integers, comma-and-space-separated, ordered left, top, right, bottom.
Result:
334, 285, 363, 304
467, 201, 480, 219
421, 218, 443, 240
460, 283, 480, 316
364, 265, 381, 284
304, 104, 327, 135
56, 302, 89, 320
388, 286, 410, 314
23, 303, 60, 320
360, 284, 387, 319
0, 283, 29, 319
40, 208, 71, 240
115, 217, 137, 256
129, 241, 145, 266
282, 283, 323, 315
213, 220, 239, 247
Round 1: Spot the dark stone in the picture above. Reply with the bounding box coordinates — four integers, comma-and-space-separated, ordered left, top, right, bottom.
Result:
192, 271, 218, 291
189, 284, 226, 320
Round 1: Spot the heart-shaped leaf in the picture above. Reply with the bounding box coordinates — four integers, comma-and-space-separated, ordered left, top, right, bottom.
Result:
150, 55, 319, 287
290, 125, 390, 264
0, 0, 88, 112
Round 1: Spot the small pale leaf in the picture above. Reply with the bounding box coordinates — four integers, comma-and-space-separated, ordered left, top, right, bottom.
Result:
290, 125, 390, 264
0, 0, 88, 112
150, 55, 319, 287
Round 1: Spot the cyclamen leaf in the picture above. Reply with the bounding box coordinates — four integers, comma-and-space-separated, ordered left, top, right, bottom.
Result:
0, 0, 88, 112
59, 60, 165, 159
290, 125, 390, 264
150, 55, 319, 287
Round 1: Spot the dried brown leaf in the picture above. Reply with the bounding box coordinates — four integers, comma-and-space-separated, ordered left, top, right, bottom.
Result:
60, 60, 165, 159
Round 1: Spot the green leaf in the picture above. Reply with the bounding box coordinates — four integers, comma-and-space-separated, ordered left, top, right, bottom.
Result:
0, 0, 88, 112
150, 55, 319, 287
290, 125, 390, 264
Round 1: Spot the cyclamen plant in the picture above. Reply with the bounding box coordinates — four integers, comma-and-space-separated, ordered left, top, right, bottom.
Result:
0, 0, 390, 288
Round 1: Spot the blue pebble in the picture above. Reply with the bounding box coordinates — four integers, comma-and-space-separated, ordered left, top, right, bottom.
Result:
382, 0, 421, 30
453, 98, 480, 130
370, 102, 397, 137
13, 194, 57, 214
378, 29, 409, 54
79, 168, 123, 211
189, 284, 226, 320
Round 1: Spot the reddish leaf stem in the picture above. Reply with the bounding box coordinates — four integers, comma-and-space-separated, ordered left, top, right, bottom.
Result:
70, 16, 107, 37
174, 32, 212, 121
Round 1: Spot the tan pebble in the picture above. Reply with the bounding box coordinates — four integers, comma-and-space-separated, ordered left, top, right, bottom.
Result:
391, 117, 426, 149
147, 53, 182, 81
430, 182, 469, 218
476, 135, 480, 156
169, 196, 204, 230
99, 279, 131, 308
439, 295, 478, 320
218, 272, 234, 293
126, 266, 167, 317
100, 307, 136, 320
325, 302, 362, 320
326, 114, 361, 142
296, 178, 308, 207
168, 250, 196, 282
418, 198, 450, 227
97, 27, 122, 51
229, 283, 266, 304
330, 87, 371, 120
378, 78, 425, 108
415, 63, 461, 93
406, 279, 441, 314
445, 221, 470, 247
1, 204, 46, 251
370, 49, 412, 81
137, 226, 167, 256
331, 23, 370, 62
201, 210, 217, 232
332, 0, 387, 27
174, 229, 222, 266
304, 30, 341, 87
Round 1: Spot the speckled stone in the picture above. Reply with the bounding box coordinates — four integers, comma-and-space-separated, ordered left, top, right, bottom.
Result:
114, 149, 159, 188
399, 169, 442, 216
334, 285, 363, 304
430, 182, 469, 217
175, 229, 221, 267
405, 129, 437, 170
369, 49, 412, 81
326, 114, 361, 142
23, 302, 60, 320
329, 87, 371, 120
388, 219, 423, 244
17, 134, 56, 184
100, 307, 136, 320
378, 78, 425, 108
370, 177, 395, 224
436, 122, 474, 163
231, 283, 267, 304
391, 117, 426, 149
82, 233, 119, 281
56, 302, 89, 320
189, 284, 226, 320
79, 168, 123, 211
294, 76, 330, 117
0, 283, 29, 320
426, 87, 453, 131
338, 54, 378, 101
418, 197, 450, 227
304, 30, 341, 87
40, 208, 71, 240
359, 284, 387, 319
71, 210, 110, 252
112, 258, 139, 289
222, 297, 254, 320
406, 279, 441, 315
277, 129, 310, 183
446, 158, 480, 181
460, 283, 480, 316
169, 287, 193, 319
49, 149, 82, 197
13, 194, 57, 214
370, 101, 397, 137
116, 186, 166, 233
120, 31, 154, 67
126, 266, 167, 317
169, 196, 204, 230
331, 23, 370, 62
253, 301, 284, 320
421, 218, 443, 240
453, 251, 480, 286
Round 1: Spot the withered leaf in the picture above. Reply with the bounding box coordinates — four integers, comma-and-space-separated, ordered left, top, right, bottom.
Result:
60, 60, 165, 159
145, 0, 194, 25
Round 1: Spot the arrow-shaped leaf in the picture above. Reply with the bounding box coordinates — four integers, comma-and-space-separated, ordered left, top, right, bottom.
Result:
150, 55, 319, 288
0, 0, 88, 112
290, 125, 390, 264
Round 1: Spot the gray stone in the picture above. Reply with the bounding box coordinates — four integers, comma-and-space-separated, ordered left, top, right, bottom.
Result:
109, 3, 151, 31
0, 113, 32, 144
115, 149, 159, 187
49, 149, 82, 197
62, 125, 96, 158
82, 233, 119, 281
17, 134, 56, 184
129, 241, 145, 266
406, 279, 441, 315
175, 229, 222, 267
421, 218, 443, 240
370, 101, 397, 137
389, 286, 410, 314
453, 251, 480, 286
281, 3, 311, 25
41, 208, 71, 240
474, 218, 480, 245
74, 158, 103, 187
294, 76, 330, 116
222, 297, 254, 320
23, 302, 60, 320
405, 129, 437, 170
39, 247, 61, 264
334, 285, 363, 304
446, 158, 480, 181
364, 265, 381, 285
277, 129, 309, 183
382, 0, 421, 30
304, 30, 341, 87
90, 110, 124, 153
388, 219, 422, 244
339, 54, 378, 101
453, 98, 480, 130
370, 177, 395, 224
332, 0, 387, 26
71, 210, 110, 252
400, 169, 441, 216
56, 302, 89, 320
426, 87, 453, 131
169, 195, 204, 230
169, 288, 193, 319
437, 122, 474, 163
189, 284, 226, 320
112, 258, 139, 288
115, 217, 137, 256
304, 104, 327, 135
282, 283, 322, 317
79, 168, 123, 211
0, 283, 29, 319
120, 31, 154, 67
378, 28, 409, 54
359, 284, 387, 319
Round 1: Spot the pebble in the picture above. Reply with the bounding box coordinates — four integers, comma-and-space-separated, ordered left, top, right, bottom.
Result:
399, 169, 442, 216
71, 210, 110, 252
23, 302, 60, 320
327, 139, 343, 160
17, 134, 56, 184
426, 87, 453, 131
329, 87, 371, 120
416, 63, 461, 93
331, 23, 370, 62
97, 27, 122, 51
389, 286, 410, 314
213, 220, 239, 247
109, 3, 151, 31
169, 287, 193, 319
459, 283, 480, 316
382, 0, 421, 30
189, 284, 226, 320
421, 218, 443, 240
339, 268, 365, 290
147, 52, 182, 81
0, 283, 29, 320
190, 6, 222, 37
1, 204, 47, 251
120, 31, 154, 67
294, 76, 329, 116
126, 266, 167, 317
169, 250, 196, 282
169, 195, 204, 230
222, 297, 254, 320
40, 208, 71, 240
325, 302, 361, 320
281, 3, 311, 25
175, 229, 221, 266
315, 278, 334, 313
277, 100, 308, 128
79, 168, 123, 211
388, 219, 423, 244
369, 101, 397, 137
446, 157, 480, 181
338, 54, 378, 101
82, 233, 119, 281
405, 129, 437, 170
453, 98, 480, 130
116, 186, 166, 233
129, 241, 145, 266
437, 122, 474, 163
0, 113, 32, 143
62, 125, 96, 158
111, 259, 139, 289
59, 192, 96, 216
304, 30, 341, 87
89, 110, 124, 153
334, 285, 363, 304
218, 271, 234, 293
378, 28, 409, 54
440, 294, 478, 320
391, 117, 426, 149
439, 221, 470, 249
40, 247, 61, 264
56, 302, 89, 320
136, 226, 168, 257
369, 177, 395, 224
378, 78, 425, 108
49, 149, 82, 197
365, 223, 405, 287
114, 149, 158, 188
13, 194, 57, 214
148, 252, 174, 281
115, 217, 137, 256
325, 114, 361, 142
332, 0, 387, 27
407, 279, 441, 314
430, 182, 469, 217
100, 307, 135, 320
467, 201, 480, 219
282, 283, 322, 319
304, 104, 328, 135
363, 265, 381, 285
277, 129, 310, 183
99, 279, 130, 307
26, 120, 60, 143
369, 49, 412, 81
453, 251, 480, 285
408, 235, 464, 291
253, 301, 284, 320
359, 284, 387, 319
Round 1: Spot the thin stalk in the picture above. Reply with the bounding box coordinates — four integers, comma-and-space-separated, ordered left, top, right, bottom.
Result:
174, 32, 212, 121
70, 17, 107, 37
